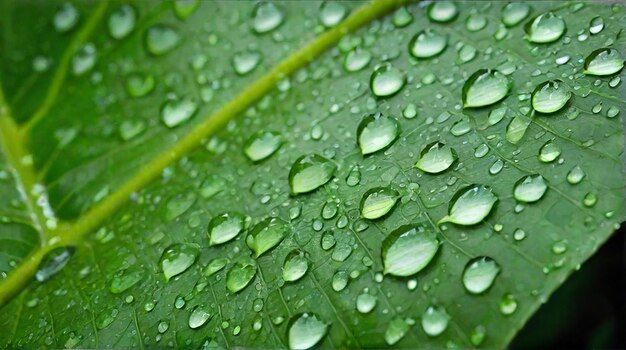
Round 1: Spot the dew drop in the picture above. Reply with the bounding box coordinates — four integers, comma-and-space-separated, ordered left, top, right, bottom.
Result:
208, 212, 247, 246
501, 2, 530, 27
283, 249, 308, 282
226, 256, 257, 293
465, 13, 487, 32
288, 313, 328, 350
524, 12, 566, 44
513, 175, 548, 203
204, 258, 228, 277
125, 73, 155, 98
439, 185, 498, 226
506, 115, 530, 144
382, 224, 439, 277
72, 44, 96, 76
319, 1, 347, 27
321, 231, 336, 250
246, 217, 287, 257
607, 106, 620, 118
357, 113, 399, 155
489, 159, 504, 175
360, 187, 400, 220
370, 64, 406, 97
160, 243, 199, 281
356, 292, 377, 313
385, 318, 410, 345
232, 50, 262, 75
251, 2, 284, 34
244, 131, 282, 162
36, 247, 75, 282
589, 16, 604, 35
161, 98, 198, 128
415, 141, 457, 174
409, 29, 447, 59
289, 154, 336, 194
109, 269, 143, 294
165, 193, 196, 220
583, 48, 624, 76
462, 257, 500, 294
427, 1, 458, 23
462, 69, 510, 108
393, 7, 413, 28
531, 80, 571, 113
421, 305, 449, 337
188, 305, 212, 329
146, 25, 180, 56
108, 5, 136, 39
173, 0, 200, 19
53, 3, 79, 33
500, 294, 518, 315
538, 141, 561, 162
344, 47, 372, 72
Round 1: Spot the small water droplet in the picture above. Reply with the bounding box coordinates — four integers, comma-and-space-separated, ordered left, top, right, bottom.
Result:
513, 228, 526, 241
108, 5, 136, 39
439, 185, 498, 226
462, 257, 500, 294
357, 113, 399, 155
606, 106, 620, 118
160, 243, 199, 281
583, 192, 597, 207
462, 69, 510, 108
345, 166, 361, 186
174, 0, 200, 19
36, 247, 75, 282
321, 231, 336, 250
421, 305, 449, 337
146, 25, 180, 55
208, 212, 247, 245
513, 175, 548, 203
360, 187, 399, 220
283, 249, 308, 282
165, 193, 196, 220
385, 318, 411, 345
532, 80, 571, 113
161, 98, 198, 128
382, 224, 439, 277
370, 64, 406, 97
356, 292, 377, 313
226, 256, 257, 293
125, 73, 155, 98
470, 325, 487, 346
409, 29, 447, 59
319, 1, 347, 27
72, 44, 96, 76
232, 50, 262, 75
289, 154, 336, 194
393, 7, 413, 28
589, 16, 604, 35
53, 3, 79, 33
244, 131, 282, 162
109, 269, 143, 294
251, 2, 284, 34
465, 13, 487, 32
500, 294, 518, 315
415, 141, 457, 174
288, 313, 329, 350
506, 115, 530, 144
204, 258, 228, 277
246, 217, 287, 257
524, 12, 566, 44
538, 141, 561, 162
188, 305, 212, 329
344, 47, 372, 72
489, 159, 504, 175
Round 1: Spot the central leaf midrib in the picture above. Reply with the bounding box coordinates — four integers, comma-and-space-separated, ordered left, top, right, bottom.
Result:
0, 0, 412, 309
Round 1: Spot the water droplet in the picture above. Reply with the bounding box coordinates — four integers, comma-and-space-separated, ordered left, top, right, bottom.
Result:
344, 47, 372, 72
226, 256, 257, 293
409, 29, 447, 59
174, 0, 200, 19
251, 2, 284, 34
36, 247, 75, 282
538, 141, 561, 162
466, 13, 487, 32
589, 16, 604, 34
415, 141, 457, 174
370, 64, 406, 97
583, 48, 624, 76
421, 305, 449, 337
108, 5, 136, 39
345, 166, 361, 186
459, 44, 477, 63
332, 270, 349, 291
319, 1, 347, 27
583, 192, 597, 207
165, 193, 196, 220
72, 44, 96, 76
125, 73, 155, 98
500, 294, 518, 315
321, 231, 336, 250
513, 228, 526, 241
501, 2, 530, 27
53, 3, 79, 33
462, 257, 500, 294
427, 1, 458, 23
393, 7, 413, 28
360, 187, 400, 220
356, 292, 377, 313
244, 131, 282, 162
283, 249, 308, 282
160, 243, 199, 281
439, 185, 498, 226
382, 224, 439, 277
513, 175, 548, 203
246, 217, 287, 257
208, 212, 247, 246
188, 305, 212, 329
462, 69, 510, 108
204, 258, 228, 277
146, 25, 180, 55
357, 113, 399, 155
524, 12, 566, 43
158, 320, 169, 333
109, 269, 143, 294
232, 50, 262, 75
489, 159, 504, 175
161, 98, 198, 128
506, 115, 530, 144
531, 80, 571, 113
289, 154, 336, 194
474, 143, 489, 158
119, 120, 145, 141
470, 325, 487, 346
287, 313, 328, 350
607, 106, 620, 118
385, 318, 410, 345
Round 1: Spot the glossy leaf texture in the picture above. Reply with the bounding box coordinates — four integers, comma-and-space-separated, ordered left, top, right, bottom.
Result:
0, 1, 625, 349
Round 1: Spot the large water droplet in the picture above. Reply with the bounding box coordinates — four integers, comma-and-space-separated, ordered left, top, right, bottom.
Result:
589, 16, 604, 35
251, 2, 284, 34
357, 113, 399, 155
283, 249, 308, 282
246, 217, 287, 257
53, 3, 79, 33
289, 154, 336, 194
462, 69, 510, 108
226, 256, 257, 293
513, 175, 548, 203
583, 48, 624, 76
382, 224, 439, 277
160, 243, 199, 281
188, 305, 212, 329
108, 5, 136, 39
506, 115, 530, 144
524, 12, 565, 43
36, 247, 75, 282
462, 257, 500, 294
288, 313, 329, 350
146, 25, 180, 55
538, 141, 560, 162
439, 185, 498, 226
415, 141, 457, 174
356, 292, 377, 313
161, 98, 198, 128
370, 64, 406, 97
232, 50, 262, 75
427, 1, 458, 23
385, 318, 410, 345
501, 2, 530, 27
319, 1, 347, 27
421, 305, 449, 337
360, 187, 400, 220
409, 30, 447, 59
208, 212, 247, 246
531, 80, 571, 113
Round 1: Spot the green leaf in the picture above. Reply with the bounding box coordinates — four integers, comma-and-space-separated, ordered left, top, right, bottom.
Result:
0, 1, 625, 348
